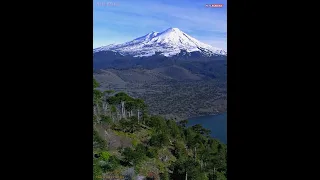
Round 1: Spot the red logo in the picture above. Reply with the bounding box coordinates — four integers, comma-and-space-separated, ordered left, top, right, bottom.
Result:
206, 4, 224, 8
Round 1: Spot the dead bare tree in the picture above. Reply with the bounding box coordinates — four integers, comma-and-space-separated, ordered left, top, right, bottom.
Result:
121, 101, 126, 119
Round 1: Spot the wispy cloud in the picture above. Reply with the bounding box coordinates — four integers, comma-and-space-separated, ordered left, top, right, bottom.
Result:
93, 0, 227, 50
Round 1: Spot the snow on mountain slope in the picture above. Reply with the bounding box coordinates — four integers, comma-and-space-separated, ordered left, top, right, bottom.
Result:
93, 28, 227, 57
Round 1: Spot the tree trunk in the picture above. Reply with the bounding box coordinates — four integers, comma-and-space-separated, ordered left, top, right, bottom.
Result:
185, 171, 187, 180
103, 102, 108, 115
137, 109, 140, 124
121, 101, 126, 119
103, 103, 106, 115
121, 101, 123, 118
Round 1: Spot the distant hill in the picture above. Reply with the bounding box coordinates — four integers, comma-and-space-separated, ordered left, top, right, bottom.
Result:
153, 65, 202, 81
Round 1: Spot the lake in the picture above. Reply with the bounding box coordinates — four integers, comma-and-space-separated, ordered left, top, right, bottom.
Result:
188, 112, 227, 144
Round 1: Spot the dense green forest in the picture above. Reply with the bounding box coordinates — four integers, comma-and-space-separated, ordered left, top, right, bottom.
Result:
93, 77, 227, 180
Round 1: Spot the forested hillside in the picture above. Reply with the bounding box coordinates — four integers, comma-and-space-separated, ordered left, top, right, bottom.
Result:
94, 58, 227, 120
93, 77, 227, 180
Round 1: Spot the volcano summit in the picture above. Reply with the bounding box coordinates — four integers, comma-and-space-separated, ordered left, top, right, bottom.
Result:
93, 28, 227, 57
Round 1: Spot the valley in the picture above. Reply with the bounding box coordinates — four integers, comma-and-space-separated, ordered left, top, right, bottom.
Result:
93, 28, 227, 121
94, 64, 226, 121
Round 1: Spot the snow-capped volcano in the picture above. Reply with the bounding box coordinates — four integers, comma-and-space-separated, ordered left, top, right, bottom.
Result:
93, 28, 227, 57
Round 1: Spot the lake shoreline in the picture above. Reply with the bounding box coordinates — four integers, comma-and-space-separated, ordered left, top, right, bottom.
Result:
152, 109, 227, 122
187, 112, 227, 144
188, 111, 227, 121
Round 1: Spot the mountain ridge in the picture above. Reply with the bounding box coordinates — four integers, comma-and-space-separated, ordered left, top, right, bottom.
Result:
93, 27, 227, 57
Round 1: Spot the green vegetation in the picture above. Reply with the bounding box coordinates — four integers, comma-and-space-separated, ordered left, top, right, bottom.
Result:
100, 151, 111, 161
93, 128, 107, 149
93, 58, 227, 121
93, 77, 227, 179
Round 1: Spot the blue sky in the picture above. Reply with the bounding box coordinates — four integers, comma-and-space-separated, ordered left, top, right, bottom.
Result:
93, 0, 227, 50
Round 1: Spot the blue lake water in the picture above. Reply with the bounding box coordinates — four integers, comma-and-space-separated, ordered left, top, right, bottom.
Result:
188, 112, 227, 144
